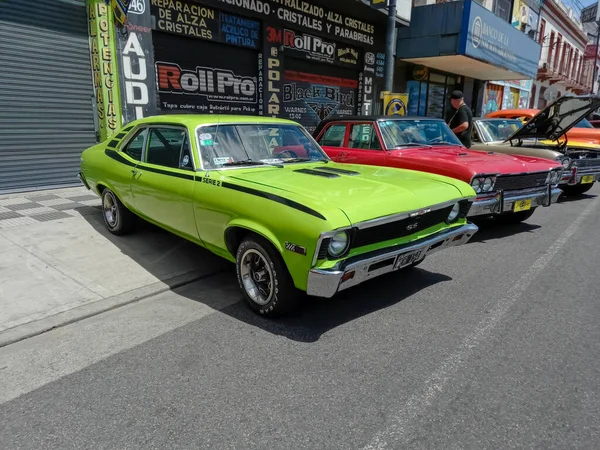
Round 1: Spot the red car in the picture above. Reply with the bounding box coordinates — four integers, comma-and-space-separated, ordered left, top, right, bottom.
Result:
312, 116, 563, 223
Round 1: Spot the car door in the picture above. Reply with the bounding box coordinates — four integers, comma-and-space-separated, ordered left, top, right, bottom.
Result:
131, 125, 198, 240
315, 123, 348, 161
340, 122, 387, 165
109, 128, 147, 207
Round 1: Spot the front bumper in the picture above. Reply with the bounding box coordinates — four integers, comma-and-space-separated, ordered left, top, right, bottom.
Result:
306, 223, 478, 298
559, 167, 600, 186
468, 185, 562, 217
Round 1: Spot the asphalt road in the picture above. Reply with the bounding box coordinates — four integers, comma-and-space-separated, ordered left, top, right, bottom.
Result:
2, 184, 600, 450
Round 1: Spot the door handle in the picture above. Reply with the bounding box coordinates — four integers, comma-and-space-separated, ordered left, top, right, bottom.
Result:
131, 169, 141, 180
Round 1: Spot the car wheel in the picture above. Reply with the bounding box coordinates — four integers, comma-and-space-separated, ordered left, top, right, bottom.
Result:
101, 188, 135, 235
236, 236, 300, 317
497, 207, 536, 225
561, 183, 594, 196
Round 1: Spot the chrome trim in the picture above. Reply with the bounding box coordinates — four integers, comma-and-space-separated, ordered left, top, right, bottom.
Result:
306, 223, 479, 298
468, 186, 562, 217
311, 226, 353, 267
352, 197, 475, 231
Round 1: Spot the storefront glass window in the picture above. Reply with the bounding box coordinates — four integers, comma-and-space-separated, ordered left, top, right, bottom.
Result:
427, 84, 446, 118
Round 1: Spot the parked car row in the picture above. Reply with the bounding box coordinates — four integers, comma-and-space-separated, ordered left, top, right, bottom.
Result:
78, 95, 600, 317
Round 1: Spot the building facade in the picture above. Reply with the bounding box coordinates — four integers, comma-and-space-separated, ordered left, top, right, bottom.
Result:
393, 0, 542, 119
0, 0, 395, 192
531, 0, 592, 109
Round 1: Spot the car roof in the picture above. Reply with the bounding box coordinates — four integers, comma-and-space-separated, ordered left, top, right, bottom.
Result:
320, 115, 445, 123
125, 114, 299, 128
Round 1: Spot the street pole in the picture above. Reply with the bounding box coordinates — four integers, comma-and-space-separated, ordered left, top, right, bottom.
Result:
384, 0, 397, 92
592, 21, 600, 94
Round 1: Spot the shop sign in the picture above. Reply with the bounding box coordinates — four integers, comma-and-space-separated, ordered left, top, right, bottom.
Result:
382, 92, 408, 116
413, 65, 428, 81
360, 51, 376, 115
282, 70, 357, 132
460, 0, 541, 79
111, 0, 131, 25
116, 0, 159, 124
282, 29, 360, 67
375, 52, 385, 78
154, 33, 259, 114
215, 0, 377, 47
151, 0, 260, 49
88, 0, 122, 140
263, 24, 284, 116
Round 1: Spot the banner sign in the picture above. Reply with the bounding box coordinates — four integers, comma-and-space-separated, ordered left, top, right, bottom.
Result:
282, 70, 357, 132
151, 0, 260, 49
154, 32, 259, 114
282, 29, 360, 67
88, 0, 122, 140
115, 0, 159, 124
383, 92, 408, 116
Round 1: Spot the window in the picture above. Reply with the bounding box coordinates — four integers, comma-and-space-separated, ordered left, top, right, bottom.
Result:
122, 129, 147, 161
318, 124, 347, 147
348, 124, 381, 150
145, 127, 188, 169
197, 124, 328, 170
538, 19, 546, 44
379, 119, 462, 148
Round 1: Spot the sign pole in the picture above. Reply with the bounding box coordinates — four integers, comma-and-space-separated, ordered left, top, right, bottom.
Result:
384, 0, 397, 92
593, 21, 600, 94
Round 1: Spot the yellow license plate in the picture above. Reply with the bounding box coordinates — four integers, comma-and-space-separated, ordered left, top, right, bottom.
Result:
581, 175, 595, 184
514, 199, 532, 212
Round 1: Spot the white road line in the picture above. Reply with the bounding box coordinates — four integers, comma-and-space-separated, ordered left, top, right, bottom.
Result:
362, 197, 600, 450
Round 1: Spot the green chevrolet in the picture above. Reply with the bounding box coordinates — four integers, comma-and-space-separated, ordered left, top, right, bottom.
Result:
79, 115, 478, 316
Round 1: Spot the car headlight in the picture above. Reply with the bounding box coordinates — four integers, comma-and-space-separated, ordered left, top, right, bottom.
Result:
471, 176, 495, 194
482, 176, 495, 192
546, 170, 560, 184
328, 231, 349, 258
558, 156, 571, 169
447, 203, 460, 223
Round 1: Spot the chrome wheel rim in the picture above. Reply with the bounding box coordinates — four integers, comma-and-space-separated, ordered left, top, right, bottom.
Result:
103, 192, 118, 228
240, 249, 274, 306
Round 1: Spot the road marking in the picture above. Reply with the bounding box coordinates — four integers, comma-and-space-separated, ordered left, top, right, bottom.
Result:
362, 197, 599, 450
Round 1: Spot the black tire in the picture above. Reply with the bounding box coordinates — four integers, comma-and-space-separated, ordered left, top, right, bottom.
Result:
497, 207, 536, 225
561, 183, 594, 196
101, 188, 135, 235
236, 236, 300, 317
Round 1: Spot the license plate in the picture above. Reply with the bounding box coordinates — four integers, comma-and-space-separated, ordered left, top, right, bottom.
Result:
514, 199, 532, 212
394, 250, 422, 270
581, 175, 595, 184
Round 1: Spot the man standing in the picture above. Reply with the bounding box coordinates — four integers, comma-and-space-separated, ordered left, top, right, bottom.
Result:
448, 90, 473, 148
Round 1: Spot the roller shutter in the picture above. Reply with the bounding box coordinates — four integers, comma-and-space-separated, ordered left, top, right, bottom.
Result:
0, 0, 96, 192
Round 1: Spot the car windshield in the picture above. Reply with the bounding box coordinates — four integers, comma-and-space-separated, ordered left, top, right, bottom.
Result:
476, 119, 523, 142
378, 119, 463, 148
196, 124, 329, 170
574, 118, 594, 128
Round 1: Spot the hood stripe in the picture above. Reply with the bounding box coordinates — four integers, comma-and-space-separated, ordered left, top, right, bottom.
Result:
294, 168, 339, 178
220, 182, 327, 220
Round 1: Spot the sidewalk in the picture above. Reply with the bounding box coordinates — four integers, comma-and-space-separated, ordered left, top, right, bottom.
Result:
0, 186, 229, 347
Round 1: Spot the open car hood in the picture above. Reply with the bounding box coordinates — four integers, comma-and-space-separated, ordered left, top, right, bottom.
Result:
505, 95, 600, 142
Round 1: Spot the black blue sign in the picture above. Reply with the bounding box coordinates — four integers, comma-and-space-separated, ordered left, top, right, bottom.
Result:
459, 0, 541, 79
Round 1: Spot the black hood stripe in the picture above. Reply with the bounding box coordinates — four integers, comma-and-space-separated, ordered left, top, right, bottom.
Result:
105, 149, 136, 167
294, 168, 339, 178
220, 182, 327, 220
312, 167, 360, 176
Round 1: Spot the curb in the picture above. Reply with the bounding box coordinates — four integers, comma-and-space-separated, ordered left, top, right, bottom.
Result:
0, 268, 226, 348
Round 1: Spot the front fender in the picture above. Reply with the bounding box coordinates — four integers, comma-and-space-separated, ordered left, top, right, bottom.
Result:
226, 218, 284, 254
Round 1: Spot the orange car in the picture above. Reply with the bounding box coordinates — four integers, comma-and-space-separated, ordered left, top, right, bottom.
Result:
486, 108, 600, 145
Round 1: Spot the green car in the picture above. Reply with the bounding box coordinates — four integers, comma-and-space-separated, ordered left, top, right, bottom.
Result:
79, 115, 478, 316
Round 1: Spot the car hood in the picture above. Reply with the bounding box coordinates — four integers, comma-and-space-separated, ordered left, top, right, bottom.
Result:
506, 94, 600, 141
222, 162, 474, 225
392, 146, 561, 178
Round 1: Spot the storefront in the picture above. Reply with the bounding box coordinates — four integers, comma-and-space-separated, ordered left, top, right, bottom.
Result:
394, 0, 541, 118
0, 0, 97, 192
481, 79, 532, 114
115, 0, 388, 133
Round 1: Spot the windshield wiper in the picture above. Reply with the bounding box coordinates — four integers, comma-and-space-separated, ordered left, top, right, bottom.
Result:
395, 143, 432, 148
222, 159, 282, 167
429, 141, 462, 146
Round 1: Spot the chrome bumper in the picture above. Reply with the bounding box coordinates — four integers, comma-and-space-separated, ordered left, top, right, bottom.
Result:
468, 185, 562, 217
306, 223, 478, 298
559, 168, 600, 186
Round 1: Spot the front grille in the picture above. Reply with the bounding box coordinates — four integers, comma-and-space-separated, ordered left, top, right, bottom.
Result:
572, 158, 600, 168
315, 201, 472, 260
495, 172, 548, 191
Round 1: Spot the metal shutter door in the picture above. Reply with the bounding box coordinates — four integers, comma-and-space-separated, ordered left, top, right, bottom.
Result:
0, 0, 96, 192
